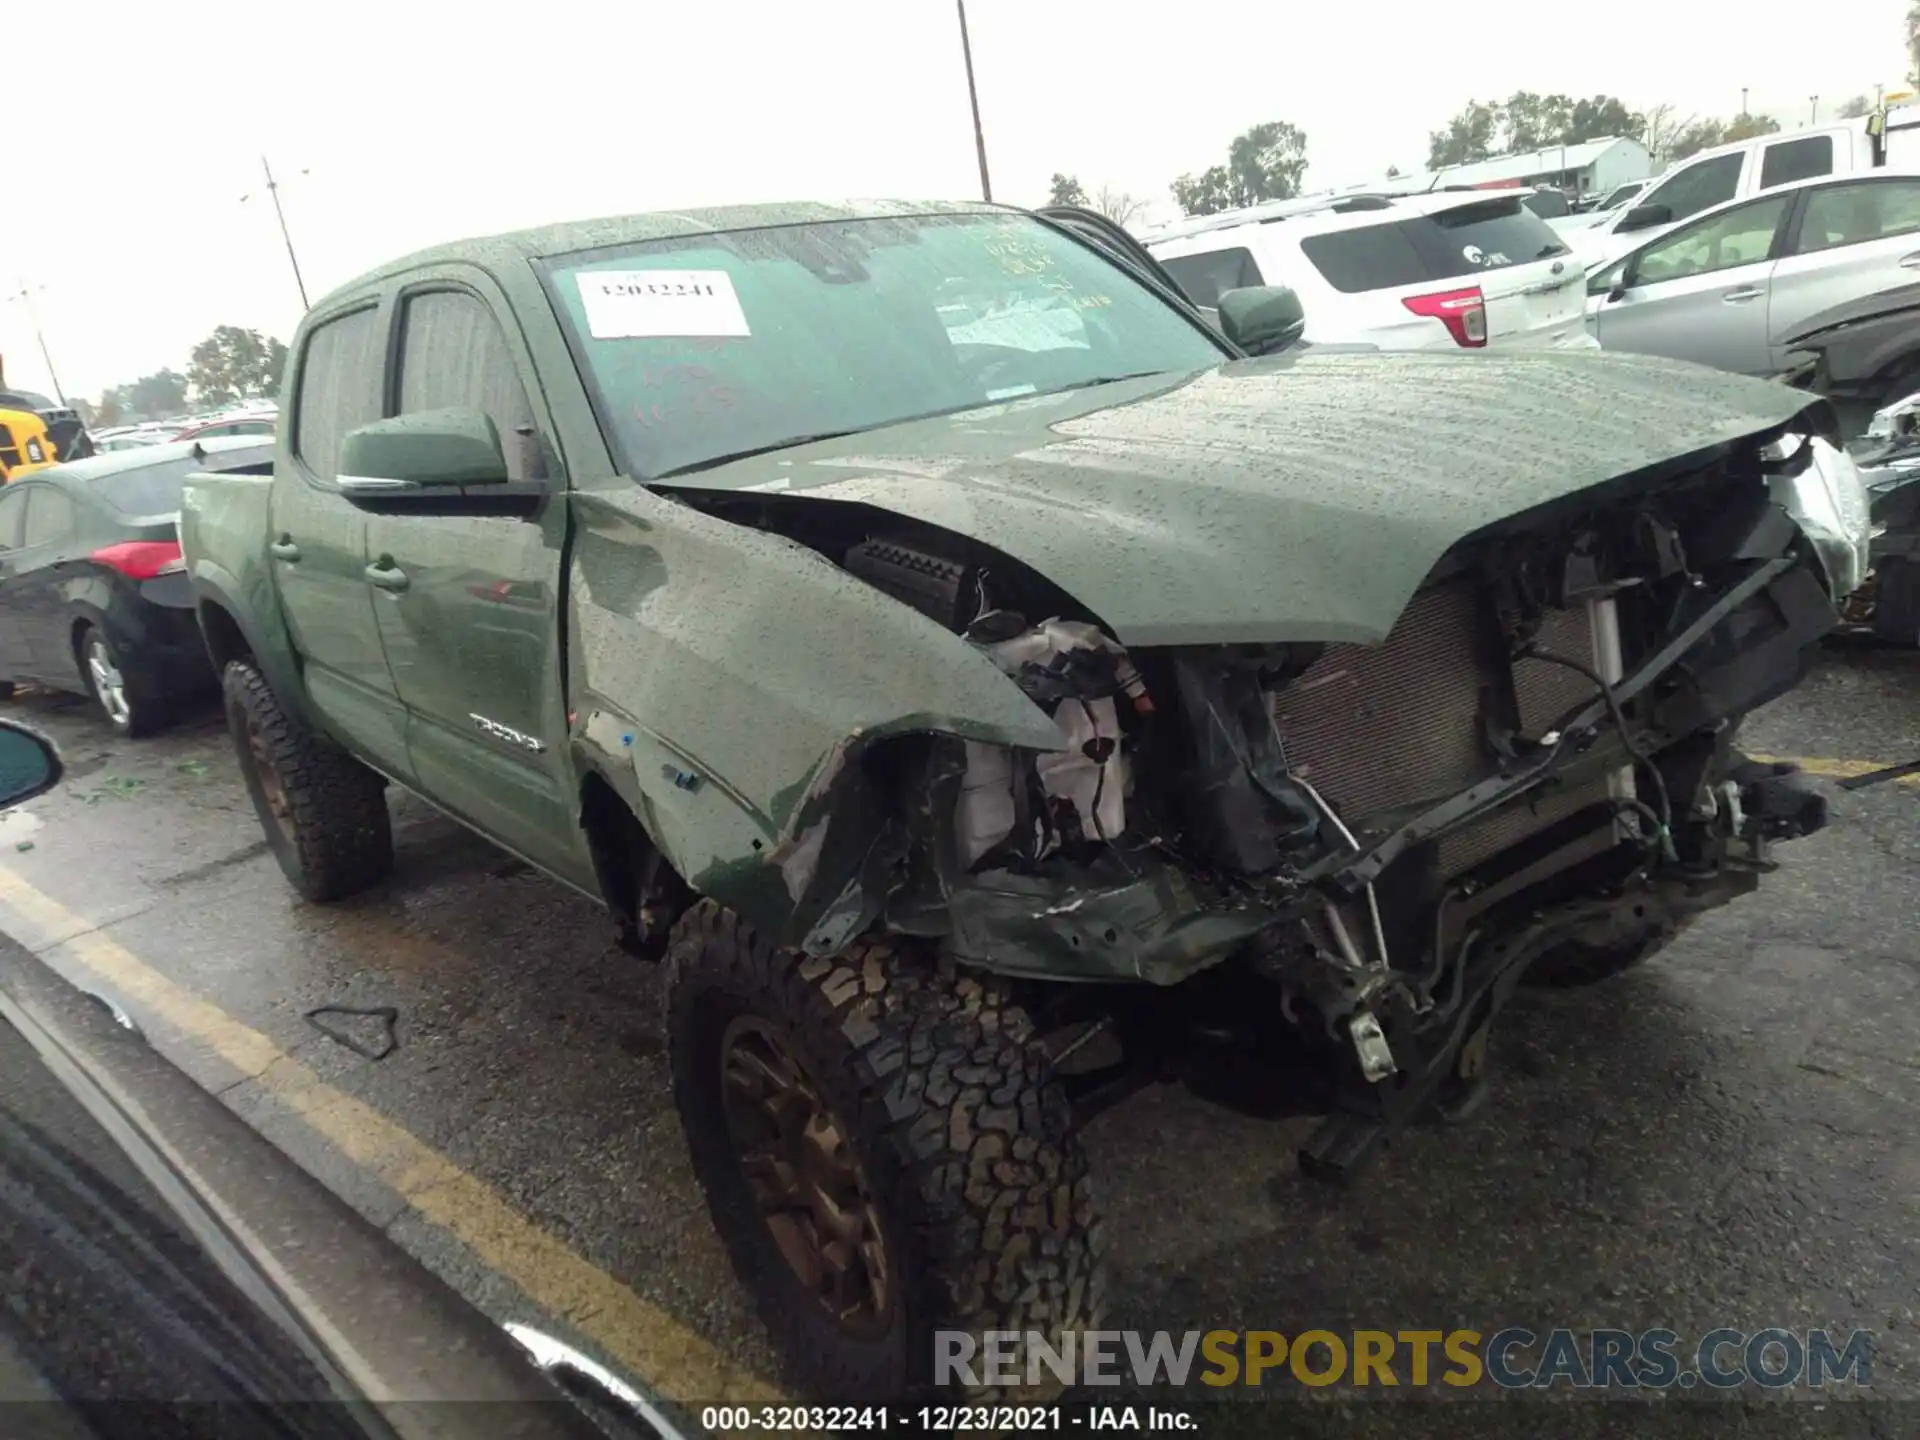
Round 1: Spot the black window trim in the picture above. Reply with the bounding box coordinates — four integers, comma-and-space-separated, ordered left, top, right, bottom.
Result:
1781, 174, 1920, 257
389, 271, 559, 487
1624, 190, 1798, 289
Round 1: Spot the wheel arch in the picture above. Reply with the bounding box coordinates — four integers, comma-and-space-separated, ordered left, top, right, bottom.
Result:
188, 566, 311, 728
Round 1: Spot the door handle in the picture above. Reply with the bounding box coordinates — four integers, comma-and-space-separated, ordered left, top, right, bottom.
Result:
1899, 251, 1920, 269
1721, 287, 1764, 304
364, 559, 409, 593
269, 537, 301, 562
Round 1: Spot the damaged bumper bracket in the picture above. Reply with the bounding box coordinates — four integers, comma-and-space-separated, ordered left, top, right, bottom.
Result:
1326, 557, 1796, 897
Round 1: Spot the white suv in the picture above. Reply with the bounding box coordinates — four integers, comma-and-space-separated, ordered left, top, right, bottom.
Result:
1144, 190, 1596, 352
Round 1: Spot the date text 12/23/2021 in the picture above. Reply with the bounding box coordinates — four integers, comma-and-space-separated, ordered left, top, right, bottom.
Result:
699, 1407, 1197, 1433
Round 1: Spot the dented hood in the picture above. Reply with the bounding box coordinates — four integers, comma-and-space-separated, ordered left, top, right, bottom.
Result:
663, 350, 1817, 646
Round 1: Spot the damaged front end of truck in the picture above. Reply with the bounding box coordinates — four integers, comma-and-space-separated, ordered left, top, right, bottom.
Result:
598, 396, 1857, 1183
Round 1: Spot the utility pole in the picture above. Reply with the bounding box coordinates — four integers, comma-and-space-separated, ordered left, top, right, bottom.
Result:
6, 281, 66, 404
955, 0, 993, 203
1811, 95, 1820, 125
242, 155, 310, 311
1741, 87, 1750, 117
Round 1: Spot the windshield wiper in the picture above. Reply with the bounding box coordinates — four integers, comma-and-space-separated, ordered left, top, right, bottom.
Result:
1536, 243, 1572, 260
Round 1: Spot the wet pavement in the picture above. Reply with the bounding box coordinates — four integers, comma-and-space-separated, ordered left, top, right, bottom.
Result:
0, 641, 1917, 1433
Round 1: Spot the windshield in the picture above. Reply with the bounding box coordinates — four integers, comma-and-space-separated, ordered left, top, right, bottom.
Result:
544, 211, 1225, 479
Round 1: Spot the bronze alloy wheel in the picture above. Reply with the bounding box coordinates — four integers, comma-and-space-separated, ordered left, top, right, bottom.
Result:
718, 1014, 893, 1336
244, 709, 294, 842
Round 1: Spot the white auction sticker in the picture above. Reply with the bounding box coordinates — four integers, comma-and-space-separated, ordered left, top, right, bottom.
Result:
576, 269, 751, 339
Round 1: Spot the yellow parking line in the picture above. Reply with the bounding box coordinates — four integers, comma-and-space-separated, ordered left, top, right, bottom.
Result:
1751, 754, 1920, 787
0, 865, 781, 1408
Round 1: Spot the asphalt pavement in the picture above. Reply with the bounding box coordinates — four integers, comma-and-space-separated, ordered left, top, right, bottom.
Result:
0, 641, 1916, 1435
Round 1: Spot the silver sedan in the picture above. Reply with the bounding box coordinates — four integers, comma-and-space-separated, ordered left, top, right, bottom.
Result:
1585, 170, 1920, 380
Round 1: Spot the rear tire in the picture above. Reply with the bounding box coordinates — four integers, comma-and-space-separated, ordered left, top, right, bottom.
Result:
78, 625, 165, 738
222, 658, 392, 901
666, 900, 1104, 1402
1872, 557, 1920, 647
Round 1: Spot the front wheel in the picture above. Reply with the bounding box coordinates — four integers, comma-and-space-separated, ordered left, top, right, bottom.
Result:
665, 901, 1104, 1402
222, 659, 393, 902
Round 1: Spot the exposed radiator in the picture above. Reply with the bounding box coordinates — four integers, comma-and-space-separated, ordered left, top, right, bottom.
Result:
1271, 579, 1617, 880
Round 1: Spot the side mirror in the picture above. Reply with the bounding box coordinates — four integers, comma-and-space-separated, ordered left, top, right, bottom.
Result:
1217, 285, 1306, 356
0, 720, 62, 808
1615, 202, 1673, 234
338, 408, 511, 500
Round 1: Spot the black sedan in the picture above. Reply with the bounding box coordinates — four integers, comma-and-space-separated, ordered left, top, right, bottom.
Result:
0, 438, 269, 736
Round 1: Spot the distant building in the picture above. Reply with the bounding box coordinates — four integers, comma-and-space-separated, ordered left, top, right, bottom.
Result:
1379, 137, 1654, 201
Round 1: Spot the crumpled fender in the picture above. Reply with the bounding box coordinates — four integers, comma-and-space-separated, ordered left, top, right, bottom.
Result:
565, 487, 1063, 945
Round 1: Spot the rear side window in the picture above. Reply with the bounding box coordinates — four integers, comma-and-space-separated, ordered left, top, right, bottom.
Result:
0, 487, 26, 546
293, 308, 384, 479
395, 291, 541, 480
1796, 179, 1920, 254
1156, 247, 1265, 309
1760, 135, 1834, 189
1298, 198, 1567, 294
1641, 153, 1744, 223
22, 488, 75, 546
1522, 189, 1570, 219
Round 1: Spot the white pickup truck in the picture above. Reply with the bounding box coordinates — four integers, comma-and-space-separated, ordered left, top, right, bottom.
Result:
1560, 106, 1920, 267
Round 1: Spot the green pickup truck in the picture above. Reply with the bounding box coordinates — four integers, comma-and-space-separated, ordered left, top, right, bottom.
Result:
181, 199, 1858, 1401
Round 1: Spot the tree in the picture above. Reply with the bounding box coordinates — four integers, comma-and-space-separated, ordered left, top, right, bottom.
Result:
187, 325, 287, 407
1431, 92, 1644, 166
127, 369, 188, 419
1668, 118, 1731, 162
1094, 186, 1146, 228
1502, 91, 1574, 152
1385, 164, 1403, 178
1428, 100, 1501, 167
1170, 166, 1234, 217
1640, 103, 1692, 164
94, 388, 125, 427
1909, 0, 1920, 84
1567, 94, 1644, 144
1048, 173, 1088, 208
1170, 119, 1309, 216
1724, 113, 1782, 142
1838, 94, 1874, 119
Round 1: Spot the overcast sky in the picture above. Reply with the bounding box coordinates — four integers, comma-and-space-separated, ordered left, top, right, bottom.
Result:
1, 0, 1908, 402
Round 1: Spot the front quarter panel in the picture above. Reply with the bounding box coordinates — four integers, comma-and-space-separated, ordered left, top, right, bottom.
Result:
566, 487, 1063, 941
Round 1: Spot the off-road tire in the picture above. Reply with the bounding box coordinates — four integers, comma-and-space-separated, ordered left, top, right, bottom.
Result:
666, 900, 1105, 1403
78, 625, 166, 738
222, 659, 392, 902
1872, 557, 1920, 646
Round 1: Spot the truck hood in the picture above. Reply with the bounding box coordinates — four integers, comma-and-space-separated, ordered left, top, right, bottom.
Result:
661, 350, 1816, 646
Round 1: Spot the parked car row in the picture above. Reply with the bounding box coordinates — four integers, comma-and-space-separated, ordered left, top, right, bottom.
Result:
0, 437, 272, 733
90, 404, 277, 453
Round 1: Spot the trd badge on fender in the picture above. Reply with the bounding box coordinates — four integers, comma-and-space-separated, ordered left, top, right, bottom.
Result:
469, 714, 546, 753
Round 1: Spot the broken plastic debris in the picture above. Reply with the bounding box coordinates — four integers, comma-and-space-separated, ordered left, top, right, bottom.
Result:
303, 1004, 400, 1062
